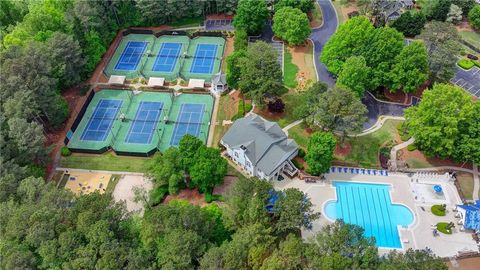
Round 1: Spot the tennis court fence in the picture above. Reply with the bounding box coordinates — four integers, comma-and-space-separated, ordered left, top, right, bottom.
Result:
64, 89, 95, 145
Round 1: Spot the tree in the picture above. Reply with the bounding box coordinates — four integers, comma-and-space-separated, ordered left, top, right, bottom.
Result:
391, 11, 426, 37
379, 249, 448, 270
452, 0, 476, 15
417, 21, 461, 83
226, 50, 246, 89
156, 229, 207, 270
305, 132, 337, 175
233, 0, 269, 35
362, 27, 404, 89
454, 102, 480, 164
260, 234, 307, 269
311, 87, 368, 140
388, 41, 429, 93
446, 4, 463, 24
321, 16, 374, 75
272, 7, 311, 45
292, 81, 328, 120
431, 0, 452, 21
404, 83, 476, 161
336, 56, 370, 97
238, 42, 286, 105
178, 134, 204, 171
146, 147, 181, 187
267, 98, 285, 113
274, 0, 315, 13
43, 32, 85, 90
468, 5, 480, 30
273, 188, 321, 234
307, 220, 378, 269
7, 118, 47, 166
233, 29, 248, 51
190, 146, 228, 193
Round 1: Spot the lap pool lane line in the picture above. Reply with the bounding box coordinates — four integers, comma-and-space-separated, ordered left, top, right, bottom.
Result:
310, 0, 338, 86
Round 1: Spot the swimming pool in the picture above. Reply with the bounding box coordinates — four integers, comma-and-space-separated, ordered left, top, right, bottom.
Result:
324, 181, 414, 248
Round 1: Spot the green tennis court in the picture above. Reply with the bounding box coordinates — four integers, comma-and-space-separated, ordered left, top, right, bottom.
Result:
67, 89, 213, 156
104, 34, 225, 82
104, 34, 155, 79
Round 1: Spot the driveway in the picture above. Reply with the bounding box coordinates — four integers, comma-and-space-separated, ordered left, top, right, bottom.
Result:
310, 0, 338, 86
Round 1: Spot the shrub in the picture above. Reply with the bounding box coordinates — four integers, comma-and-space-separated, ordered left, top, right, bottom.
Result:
407, 144, 417, 151
436, 222, 454, 234
297, 148, 306, 158
234, 30, 248, 51
379, 146, 391, 157
150, 185, 168, 206
205, 192, 224, 203
79, 84, 90, 96
458, 59, 475, 69
61, 146, 72, 156
292, 159, 304, 170
267, 98, 285, 113
431, 204, 446, 216
468, 5, 480, 30
27, 164, 46, 178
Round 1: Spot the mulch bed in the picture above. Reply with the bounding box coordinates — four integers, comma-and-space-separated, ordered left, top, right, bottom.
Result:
334, 142, 352, 157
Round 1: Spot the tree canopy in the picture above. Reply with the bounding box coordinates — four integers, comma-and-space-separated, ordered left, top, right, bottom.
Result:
272, 7, 311, 45
468, 5, 480, 29
233, 0, 269, 35
305, 132, 337, 175
274, 0, 315, 13
391, 11, 426, 38
337, 56, 370, 97
405, 83, 479, 163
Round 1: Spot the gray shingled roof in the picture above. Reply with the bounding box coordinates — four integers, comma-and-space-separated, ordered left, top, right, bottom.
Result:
222, 113, 298, 175
211, 72, 227, 85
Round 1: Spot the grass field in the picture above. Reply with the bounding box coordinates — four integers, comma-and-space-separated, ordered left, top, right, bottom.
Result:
60, 153, 152, 172
288, 124, 309, 149
169, 17, 203, 28
459, 31, 480, 50
212, 95, 235, 147
275, 90, 304, 127
457, 172, 474, 200
332, 1, 346, 24
335, 120, 403, 168
284, 48, 299, 88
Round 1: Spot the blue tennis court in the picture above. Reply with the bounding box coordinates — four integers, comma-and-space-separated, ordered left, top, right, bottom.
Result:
153, 43, 182, 72
190, 44, 218, 74
115, 41, 147, 71
170, 103, 205, 146
80, 99, 122, 141
125, 101, 163, 144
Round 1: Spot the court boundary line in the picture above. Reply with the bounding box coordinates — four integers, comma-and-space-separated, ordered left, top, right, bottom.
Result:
169, 103, 206, 146
189, 44, 218, 74
80, 99, 123, 142
152, 42, 182, 73
114, 41, 148, 71
124, 101, 164, 145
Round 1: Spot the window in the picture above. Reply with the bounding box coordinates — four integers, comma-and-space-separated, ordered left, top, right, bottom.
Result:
246, 161, 251, 167
234, 152, 239, 158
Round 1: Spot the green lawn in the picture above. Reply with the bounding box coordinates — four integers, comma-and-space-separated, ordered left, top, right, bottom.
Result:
335, 120, 403, 168
459, 31, 480, 50
284, 48, 299, 88
332, 1, 346, 24
169, 17, 203, 28
288, 124, 310, 149
60, 152, 152, 172
457, 172, 474, 200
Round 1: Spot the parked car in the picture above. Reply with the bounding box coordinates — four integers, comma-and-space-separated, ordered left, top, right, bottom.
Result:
467, 54, 479, 60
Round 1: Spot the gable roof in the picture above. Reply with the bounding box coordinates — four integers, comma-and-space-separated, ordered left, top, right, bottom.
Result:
221, 113, 298, 175
212, 72, 227, 85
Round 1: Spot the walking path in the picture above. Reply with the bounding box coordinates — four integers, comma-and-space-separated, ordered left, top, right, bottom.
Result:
207, 94, 220, 147
473, 164, 479, 200
56, 167, 145, 176
389, 137, 415, 171
282, 119, 303, 135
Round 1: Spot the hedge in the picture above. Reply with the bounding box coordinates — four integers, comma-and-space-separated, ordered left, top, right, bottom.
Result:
150, 185, 168, 206
458, 59, 475, 69
436, 222, 453, 234
292, 159, 304, 170
431, 204, 446, 216
232, 100, 253, 120
61, 146, 72, 157
205, 192, 224, 203
407, 144, 417, 151
298, 148, 306, 158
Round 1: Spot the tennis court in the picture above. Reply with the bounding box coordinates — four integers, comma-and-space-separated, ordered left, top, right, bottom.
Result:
67, 90, 213, 155
170, 103, 206, 146
125, 101, 163, 144
190, 44, 218, 74
80, 99, 123, 141
115, 41, 148, 71
152, 43, 182, 72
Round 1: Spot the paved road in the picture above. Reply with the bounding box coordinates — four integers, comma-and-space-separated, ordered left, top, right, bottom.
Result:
310, 0, 338, 86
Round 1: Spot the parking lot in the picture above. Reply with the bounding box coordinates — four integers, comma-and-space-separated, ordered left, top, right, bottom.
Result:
451, 66, 480, 98
204, 19, 234, 31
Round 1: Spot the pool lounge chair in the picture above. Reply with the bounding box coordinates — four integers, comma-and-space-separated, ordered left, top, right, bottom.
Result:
350, 168, 354, 173
361, 169, 365, 174
343, 168, 348, 173
367, 170, 371, 175
380, 171, 384, 176
355, 168, 360, 174
331, 167, 335, 173
385, 171, 389, 176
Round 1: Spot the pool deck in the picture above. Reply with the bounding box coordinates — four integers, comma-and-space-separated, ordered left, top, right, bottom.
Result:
274, 171, 478, 257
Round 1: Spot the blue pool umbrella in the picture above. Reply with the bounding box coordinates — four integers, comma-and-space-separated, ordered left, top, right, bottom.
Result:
433, 185, 443, 193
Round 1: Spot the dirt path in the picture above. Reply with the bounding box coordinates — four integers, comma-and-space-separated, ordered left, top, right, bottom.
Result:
288, 40, 317, 88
